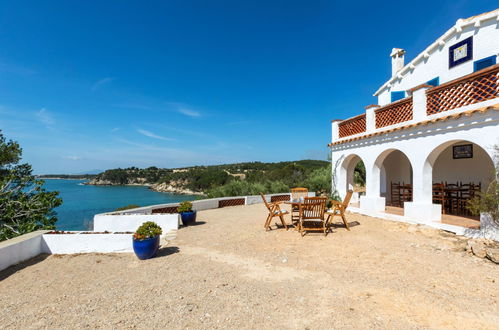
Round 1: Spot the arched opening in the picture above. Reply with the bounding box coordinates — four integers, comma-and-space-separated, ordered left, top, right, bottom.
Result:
426, 140, 495, 226
339, 154, 366, 206
374, 149, 413, 214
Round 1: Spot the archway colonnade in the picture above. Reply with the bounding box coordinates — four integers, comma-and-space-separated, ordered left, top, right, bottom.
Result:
334, 138, 495, 223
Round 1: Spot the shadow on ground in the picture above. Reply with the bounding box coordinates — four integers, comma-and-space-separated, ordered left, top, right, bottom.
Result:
180, 221, 206, 228
0, 254, 50, 281
157, 246, 180, 257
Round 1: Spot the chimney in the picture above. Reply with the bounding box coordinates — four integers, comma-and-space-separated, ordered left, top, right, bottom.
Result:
390, 48, 405, 77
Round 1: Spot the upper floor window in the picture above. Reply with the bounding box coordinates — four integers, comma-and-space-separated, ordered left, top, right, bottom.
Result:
473, 55, 496, 72
391, 91, 405, 102
427, 77, 440, 87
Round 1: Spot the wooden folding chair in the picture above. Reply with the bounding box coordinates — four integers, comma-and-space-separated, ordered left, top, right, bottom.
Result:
326, 190, 353, 231
432, 182, 445, 214
290, 187, 308, 222
299, 197, 327, 236
390, 182, 401, 207
260, 193, 288, 231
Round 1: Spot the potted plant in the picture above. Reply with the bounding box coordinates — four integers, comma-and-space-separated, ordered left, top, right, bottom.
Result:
132, 221, 162, 260
178, 201, 196, 226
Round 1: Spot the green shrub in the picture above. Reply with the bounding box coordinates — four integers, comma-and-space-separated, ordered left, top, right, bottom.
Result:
467, 146, 498, 225
206, 180, 289, 198
303, 164, 331, 195
133, 221, 162, 240
114, 204, 140, 211
178, 201, 193, 213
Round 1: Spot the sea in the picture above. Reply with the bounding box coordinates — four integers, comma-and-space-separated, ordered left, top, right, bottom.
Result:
43, 179, 197, 231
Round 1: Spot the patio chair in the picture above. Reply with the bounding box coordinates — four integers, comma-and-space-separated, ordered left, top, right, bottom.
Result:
390, 182, 401, 207
260, 193, 289, 231
325, 190, 353, 231
432, 182, 445, 214
290, 187, 308, 222
299, 197, 327, 236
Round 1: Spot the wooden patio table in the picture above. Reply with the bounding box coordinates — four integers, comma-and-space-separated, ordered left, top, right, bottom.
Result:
284, 200, 304, 230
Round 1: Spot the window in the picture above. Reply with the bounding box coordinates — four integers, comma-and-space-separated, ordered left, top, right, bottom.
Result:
391, 91, 405, 102
427, 77, 439, 87
473, 55, 496, 72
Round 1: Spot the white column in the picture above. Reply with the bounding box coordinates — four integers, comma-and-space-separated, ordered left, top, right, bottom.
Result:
404, 157, 441, 222
360, 158, 386, 212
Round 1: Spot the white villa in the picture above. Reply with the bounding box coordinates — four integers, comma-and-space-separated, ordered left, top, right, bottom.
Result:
330, 9, 499, 230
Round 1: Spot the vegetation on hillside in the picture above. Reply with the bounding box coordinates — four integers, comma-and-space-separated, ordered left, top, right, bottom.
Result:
0, 131, 62, 241
92, 160, 334, 196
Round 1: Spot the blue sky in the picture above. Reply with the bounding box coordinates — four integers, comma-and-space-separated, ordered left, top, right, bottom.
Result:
0, 0, 497, 174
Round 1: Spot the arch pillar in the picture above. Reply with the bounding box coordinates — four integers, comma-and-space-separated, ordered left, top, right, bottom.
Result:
403, 157, 441, 223
360, 158, 385, 212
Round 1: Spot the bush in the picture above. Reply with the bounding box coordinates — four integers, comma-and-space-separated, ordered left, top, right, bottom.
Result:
303, 164, 331, 195
467, 146, 499, 225
133, 221, 162, 240
114, 204, 140, 211
178, 201, 193, 213
206, 180, 289, 198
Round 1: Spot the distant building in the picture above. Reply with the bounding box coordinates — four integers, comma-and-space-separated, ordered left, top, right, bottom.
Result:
329, 9, 499, 227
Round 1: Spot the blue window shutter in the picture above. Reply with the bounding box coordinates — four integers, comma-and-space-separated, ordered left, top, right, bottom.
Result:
473, 56, 496, 72
427, 77, 439, 86
391, 91, 405, 102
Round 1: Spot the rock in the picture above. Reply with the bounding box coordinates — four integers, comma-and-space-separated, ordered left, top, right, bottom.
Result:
486, 248, 499, 264
468, 240, 487, 258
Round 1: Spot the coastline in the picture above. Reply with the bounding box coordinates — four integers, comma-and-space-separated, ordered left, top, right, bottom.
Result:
84, 181, 205, 196
38, 177, 90, 180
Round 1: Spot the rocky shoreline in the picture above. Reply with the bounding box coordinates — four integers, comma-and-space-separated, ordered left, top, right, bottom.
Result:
85, 179, 204, 196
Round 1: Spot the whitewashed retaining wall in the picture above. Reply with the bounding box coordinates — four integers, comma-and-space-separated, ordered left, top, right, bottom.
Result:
0, 230, 48, 272
93, 214, 179, 233
42, 233, 133, 254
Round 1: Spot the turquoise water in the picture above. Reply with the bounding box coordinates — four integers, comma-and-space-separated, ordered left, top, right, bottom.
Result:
43, 179, 197, 231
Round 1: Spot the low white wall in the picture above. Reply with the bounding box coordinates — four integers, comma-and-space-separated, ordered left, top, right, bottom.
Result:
42, 233, 133, 254
93, 213, 179, 233
0, 230, 48, 271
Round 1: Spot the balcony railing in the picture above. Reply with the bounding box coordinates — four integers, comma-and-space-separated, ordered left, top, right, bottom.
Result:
375, 97, 413, 128
334, 64, 499, 142
338, 114, 366, 138
426, 64, 499, 115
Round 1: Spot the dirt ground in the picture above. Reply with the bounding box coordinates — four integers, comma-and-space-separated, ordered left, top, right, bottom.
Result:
1, 203, 498, 329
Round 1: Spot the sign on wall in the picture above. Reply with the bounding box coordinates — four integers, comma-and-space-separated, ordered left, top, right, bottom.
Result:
453, 144, 473, 159
449, 36, 473, 68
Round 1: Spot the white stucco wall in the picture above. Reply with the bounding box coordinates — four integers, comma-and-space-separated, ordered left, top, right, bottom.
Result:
376, 15, 499, 105
42, 233, 133, 254
433, 142, 495, 188
93, 213, 179, 233
0, 231, 48, 271
382, 150, 413, 201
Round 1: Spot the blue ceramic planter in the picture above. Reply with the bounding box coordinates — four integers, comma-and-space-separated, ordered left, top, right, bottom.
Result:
180, 211, 197, 226
133, 236, 160, 260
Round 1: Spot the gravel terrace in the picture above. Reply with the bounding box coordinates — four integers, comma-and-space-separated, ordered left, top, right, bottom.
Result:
0, 203, 498, 329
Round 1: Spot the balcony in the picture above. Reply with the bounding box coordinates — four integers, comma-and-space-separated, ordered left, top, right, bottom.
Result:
333, 64, 499, 141
426, 64, 499, 115
338, 114, 366, 138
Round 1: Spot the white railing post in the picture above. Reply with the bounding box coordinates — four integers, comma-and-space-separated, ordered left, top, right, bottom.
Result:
331, 120, 340, 142
365, 105, 379, 132
409, 84, 432, 122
